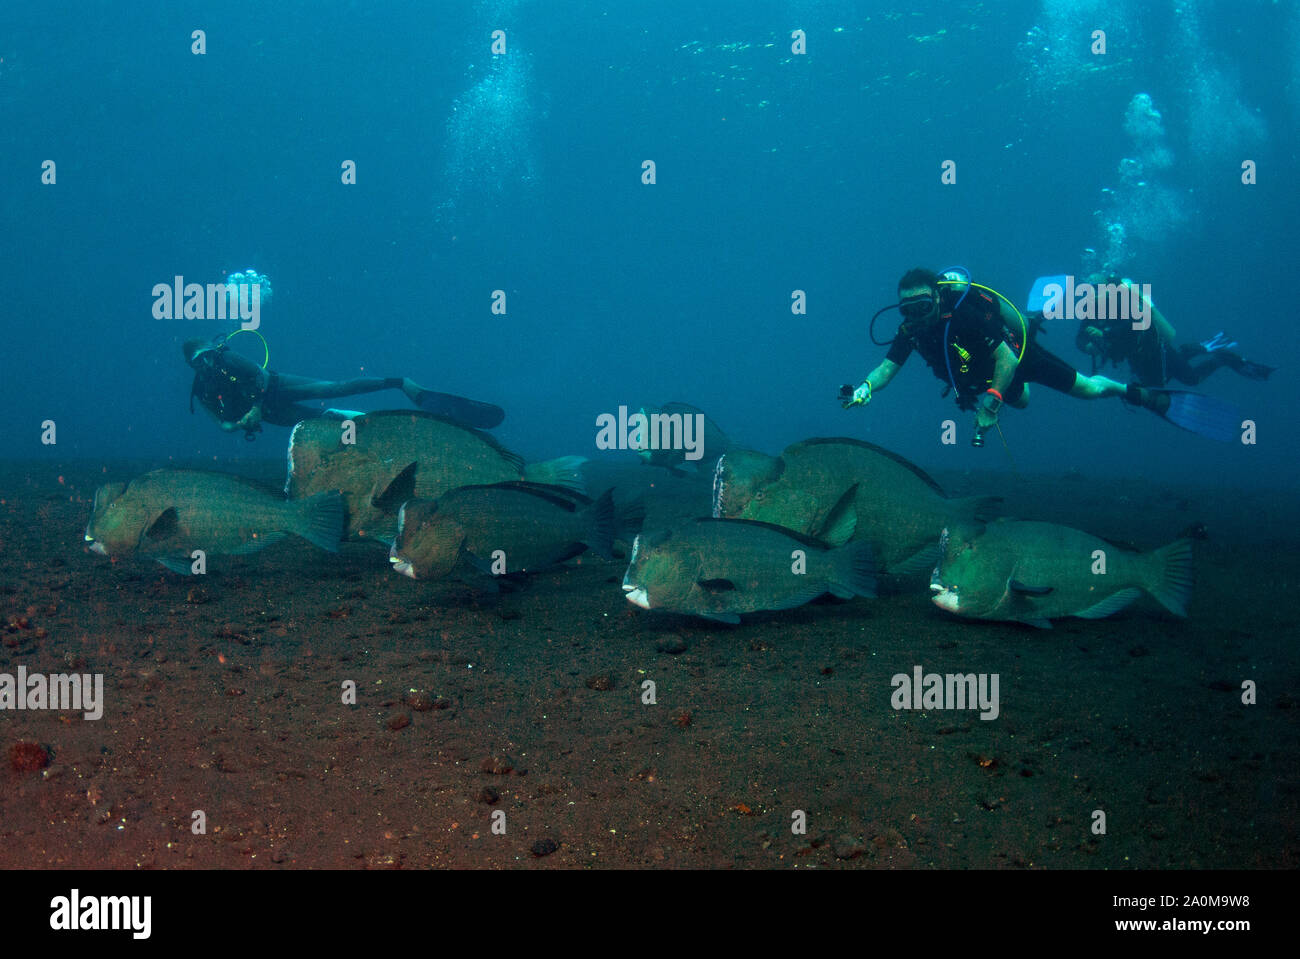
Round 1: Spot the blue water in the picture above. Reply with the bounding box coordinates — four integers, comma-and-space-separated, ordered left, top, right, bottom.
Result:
2, 0, 1295, 486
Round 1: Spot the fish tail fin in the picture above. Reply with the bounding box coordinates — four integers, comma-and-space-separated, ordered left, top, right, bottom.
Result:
524, 456, 588, 494
583, 489, 618, 561
295, 490, 346, 553
828, 540, 877, 600
615, 495, 647, 543
1147, 538, 1194, 617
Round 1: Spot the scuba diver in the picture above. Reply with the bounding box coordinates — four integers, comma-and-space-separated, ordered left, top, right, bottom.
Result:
1075, 273, 1274, 387
184, 331, 505, 438
839, 267, 1240, 444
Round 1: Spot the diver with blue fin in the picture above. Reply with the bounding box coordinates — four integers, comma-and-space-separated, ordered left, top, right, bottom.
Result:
839, 266, 1243, 444
184, 330, 504, 438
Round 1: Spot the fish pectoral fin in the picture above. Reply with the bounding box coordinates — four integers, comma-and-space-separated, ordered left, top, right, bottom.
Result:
141, 507, 180, 544
371, 462, 419, 512
1074, 588, 1142, 620
696, 611, 741, 625
890, 543, 942, 577
1009, 579, 1053, 596
770, 584, 831, 609
697, 578, 738, 593
458, 543, 496, 576
815, 483, 859, 547
154, 556, 193, 575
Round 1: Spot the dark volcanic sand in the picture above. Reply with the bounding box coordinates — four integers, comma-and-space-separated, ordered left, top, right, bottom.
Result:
0, 458, 1295, 869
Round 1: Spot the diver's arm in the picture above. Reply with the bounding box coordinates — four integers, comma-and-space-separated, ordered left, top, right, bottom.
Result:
865, 358, 900, 392
233, 404, 263, 433
989, 341, 1018, 396
841, 359, 900, 407
973, 343, 1018, 438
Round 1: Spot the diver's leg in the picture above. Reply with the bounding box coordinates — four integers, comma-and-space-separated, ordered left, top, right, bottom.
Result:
1067, 373, 1128, 399
1031, 346, 1173, 414
1065, 370, 1173, 413
401, 378, 433, 405
1023, 345, 1122, 399
1192, 351, 1274, 381
274, 374, 404, 401
1172, 347, 1230, 385
1060, 365, 1174, 412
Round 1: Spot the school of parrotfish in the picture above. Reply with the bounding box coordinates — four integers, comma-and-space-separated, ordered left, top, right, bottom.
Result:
84, 403, 1194, 629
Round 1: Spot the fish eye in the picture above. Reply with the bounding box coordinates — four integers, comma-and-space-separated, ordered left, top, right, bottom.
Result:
755, 491, 765, 501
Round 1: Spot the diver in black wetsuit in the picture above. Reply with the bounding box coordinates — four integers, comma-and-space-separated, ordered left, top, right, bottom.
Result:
839, 267, 1170, 445
184, 336, 439, 438
1074, 273, 1275, 387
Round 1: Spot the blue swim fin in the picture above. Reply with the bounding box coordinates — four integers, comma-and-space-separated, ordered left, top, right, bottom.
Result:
1156, 390, 1243, 443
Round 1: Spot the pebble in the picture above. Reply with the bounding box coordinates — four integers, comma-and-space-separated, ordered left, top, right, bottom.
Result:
402, 689, 435, 712
530, 838, 559, 857
9, 741, 50, 773
477, 786, 500, 804
387, 712, 411, 731
480, 754, 515, 775
833, 835, 865, 860
655, 636, 688, 655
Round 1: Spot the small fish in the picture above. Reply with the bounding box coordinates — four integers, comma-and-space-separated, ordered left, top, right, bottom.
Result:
621, 518, 875, 625
389, 483, 615, 581
85, 469, 344, 574
929, 519, 1193, 628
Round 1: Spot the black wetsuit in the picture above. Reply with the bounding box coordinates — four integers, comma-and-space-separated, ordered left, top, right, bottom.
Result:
1084, 319, 1253, 387
190, 348, 402, 428
189, 348, 266, 424
886, 286, 1079, 409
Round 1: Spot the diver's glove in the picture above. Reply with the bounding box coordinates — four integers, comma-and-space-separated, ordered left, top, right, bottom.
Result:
839, 382, 871, 409
971, 389, 1002, 447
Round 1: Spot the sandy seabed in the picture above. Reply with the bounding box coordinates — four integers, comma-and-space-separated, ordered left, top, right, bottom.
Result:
0, 457, 1295, 869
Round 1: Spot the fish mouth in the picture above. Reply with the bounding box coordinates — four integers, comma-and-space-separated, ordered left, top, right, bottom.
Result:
624, 586, 650, 610
388, 545, 416, 579
930, 584, 959, 613
86, 538, 107, 556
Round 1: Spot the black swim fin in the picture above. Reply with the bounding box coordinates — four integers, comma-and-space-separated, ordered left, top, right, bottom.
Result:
1236, 360, 1275, 381
1153, 389, 1243, 443
413, 390, 505, 430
